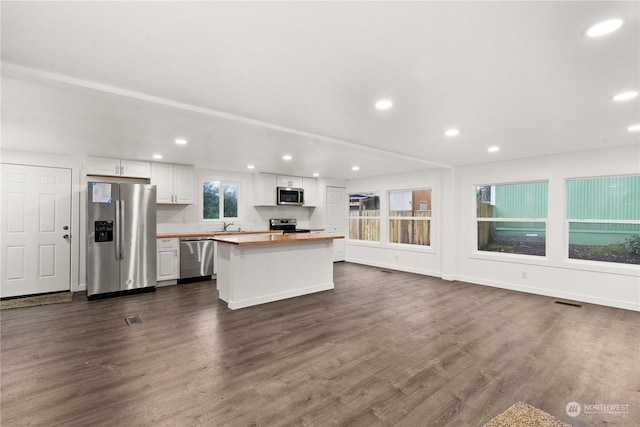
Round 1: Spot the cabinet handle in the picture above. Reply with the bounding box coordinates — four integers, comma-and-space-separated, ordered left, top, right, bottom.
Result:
120, 165, 124, 175
116, 165, 120, 175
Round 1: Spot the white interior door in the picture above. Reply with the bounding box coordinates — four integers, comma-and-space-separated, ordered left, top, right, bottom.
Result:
1, 164, 72, 297
326, 186, 347, 262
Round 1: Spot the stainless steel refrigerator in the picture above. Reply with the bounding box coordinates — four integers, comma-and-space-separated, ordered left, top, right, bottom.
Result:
87, 182, 157, 299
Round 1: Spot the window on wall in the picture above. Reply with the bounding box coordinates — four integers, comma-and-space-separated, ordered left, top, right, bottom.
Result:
567, 175, 640, 265
349, 192, 380, 241
203, 181, 239, 220
389, 189, 432, 246
476, 181, 548, 256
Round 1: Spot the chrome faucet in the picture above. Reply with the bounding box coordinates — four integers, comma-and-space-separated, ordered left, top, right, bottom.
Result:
223, 221, 234, 231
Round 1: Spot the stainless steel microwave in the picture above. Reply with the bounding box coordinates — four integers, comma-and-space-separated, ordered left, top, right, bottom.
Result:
277, 187, 304, 205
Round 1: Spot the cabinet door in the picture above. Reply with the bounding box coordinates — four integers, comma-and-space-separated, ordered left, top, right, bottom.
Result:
151, 163, 174, 203
302, 177, 317, 207
254, 173, 277, 206
173, 165, 195, 204
87, 157, 121, 176
276, 175, 303, 188
121, 160, 151, 178
157, 247, 179, 280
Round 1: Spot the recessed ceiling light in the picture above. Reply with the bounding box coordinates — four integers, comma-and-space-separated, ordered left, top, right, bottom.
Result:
352, 166, 360, 171
175, 138, 187, 145
312, 173, 319, 177
152, 154, 163, 159
375, 99, 393, 110
282, 154, 292, 160
612, 91, 638, 101
247, 165, 255, 169
585, 19, 623, 38
628, 124, 640, 132
487, 146, 500, 153
444, 129, 460, 137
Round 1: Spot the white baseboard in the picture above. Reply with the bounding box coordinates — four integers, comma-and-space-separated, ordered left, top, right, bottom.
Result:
456, 275, 640, 312
227, 282, 334, 310
342, 259, 639, 312
345, 257, 442, 278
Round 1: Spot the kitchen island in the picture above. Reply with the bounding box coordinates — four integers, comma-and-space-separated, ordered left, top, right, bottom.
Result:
213, 232, 344, 309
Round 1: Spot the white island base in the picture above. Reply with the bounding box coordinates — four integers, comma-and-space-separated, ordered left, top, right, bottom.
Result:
215, 238, 335, 310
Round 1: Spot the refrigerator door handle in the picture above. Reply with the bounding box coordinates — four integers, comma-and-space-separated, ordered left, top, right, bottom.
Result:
120, 200, 125, 260
115, 200, 121, 261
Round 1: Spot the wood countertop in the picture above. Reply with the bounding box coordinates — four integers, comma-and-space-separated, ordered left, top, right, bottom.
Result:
213, 232, 344, 246
157, 229, 324, 239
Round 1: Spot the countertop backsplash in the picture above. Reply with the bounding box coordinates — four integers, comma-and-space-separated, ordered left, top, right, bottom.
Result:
156, 203, 317, 234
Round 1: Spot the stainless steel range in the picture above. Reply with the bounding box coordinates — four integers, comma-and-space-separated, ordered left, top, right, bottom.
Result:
269, 218, 311, 234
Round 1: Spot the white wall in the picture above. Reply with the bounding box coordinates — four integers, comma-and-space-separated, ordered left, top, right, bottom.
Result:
4, 145, 638, 311
343, 145, 639, 311
345, 168, 446, 277
453, 144, 640, 311
156, 167, 316, 234
1, 151, 318, 292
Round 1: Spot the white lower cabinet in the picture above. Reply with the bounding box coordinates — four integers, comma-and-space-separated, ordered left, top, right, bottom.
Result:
157, 238, 180, 284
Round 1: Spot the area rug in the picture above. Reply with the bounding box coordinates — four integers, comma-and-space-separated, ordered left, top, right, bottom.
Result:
484, 402, 572, 427
1, 292, 73, 310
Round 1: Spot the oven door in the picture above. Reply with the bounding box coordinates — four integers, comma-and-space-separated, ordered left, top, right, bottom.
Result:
277, 187, 304, 205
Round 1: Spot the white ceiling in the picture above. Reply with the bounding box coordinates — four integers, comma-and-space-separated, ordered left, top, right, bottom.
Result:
1, 1, 639, 179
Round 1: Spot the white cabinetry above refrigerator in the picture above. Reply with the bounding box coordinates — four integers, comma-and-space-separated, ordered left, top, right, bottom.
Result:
87, 157, 151, 178
151, 163, 195, 204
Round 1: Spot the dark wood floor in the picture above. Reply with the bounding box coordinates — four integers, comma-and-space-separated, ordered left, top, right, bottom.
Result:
2, 263, 639, 427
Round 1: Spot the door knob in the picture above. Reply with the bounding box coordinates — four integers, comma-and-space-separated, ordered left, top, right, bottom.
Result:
63, 234, 70, 239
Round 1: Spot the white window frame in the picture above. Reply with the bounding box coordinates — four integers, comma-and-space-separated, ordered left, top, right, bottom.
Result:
201, 180, 241, 222
565, 175, 640, 267
348, 191, 381, 242
474, 181, 548, 258
388, 188, 432, 248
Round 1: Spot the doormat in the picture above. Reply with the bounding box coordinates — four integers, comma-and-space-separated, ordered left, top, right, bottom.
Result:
484, 402, 572, 427
1, 292, 73, 310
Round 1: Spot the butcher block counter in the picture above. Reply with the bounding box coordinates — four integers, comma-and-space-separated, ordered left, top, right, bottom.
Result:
212, 232, 341, 246
157, 229, 324, 239
214, 232, 344, 310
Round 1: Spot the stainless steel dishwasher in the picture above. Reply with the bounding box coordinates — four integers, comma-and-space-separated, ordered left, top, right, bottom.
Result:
179, 237, 214, 283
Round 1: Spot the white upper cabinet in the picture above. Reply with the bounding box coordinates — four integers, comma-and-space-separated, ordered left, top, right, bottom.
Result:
254, 173, 316, 207
302, 177, 317, 207
276, 175, 303, 188
173, 165, 195, 204
254, 173, 277, 206
87, 157, 151, 178
151, 163, 195, 204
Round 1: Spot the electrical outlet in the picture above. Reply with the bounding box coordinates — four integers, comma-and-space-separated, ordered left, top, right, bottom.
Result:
521, 271, 527, 279
182, 218, 187, 224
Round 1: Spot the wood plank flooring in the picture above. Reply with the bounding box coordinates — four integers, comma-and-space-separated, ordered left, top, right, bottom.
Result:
2, 263, 639, 426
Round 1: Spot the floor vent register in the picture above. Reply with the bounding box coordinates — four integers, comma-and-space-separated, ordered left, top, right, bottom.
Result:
125, 315, 142, 325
